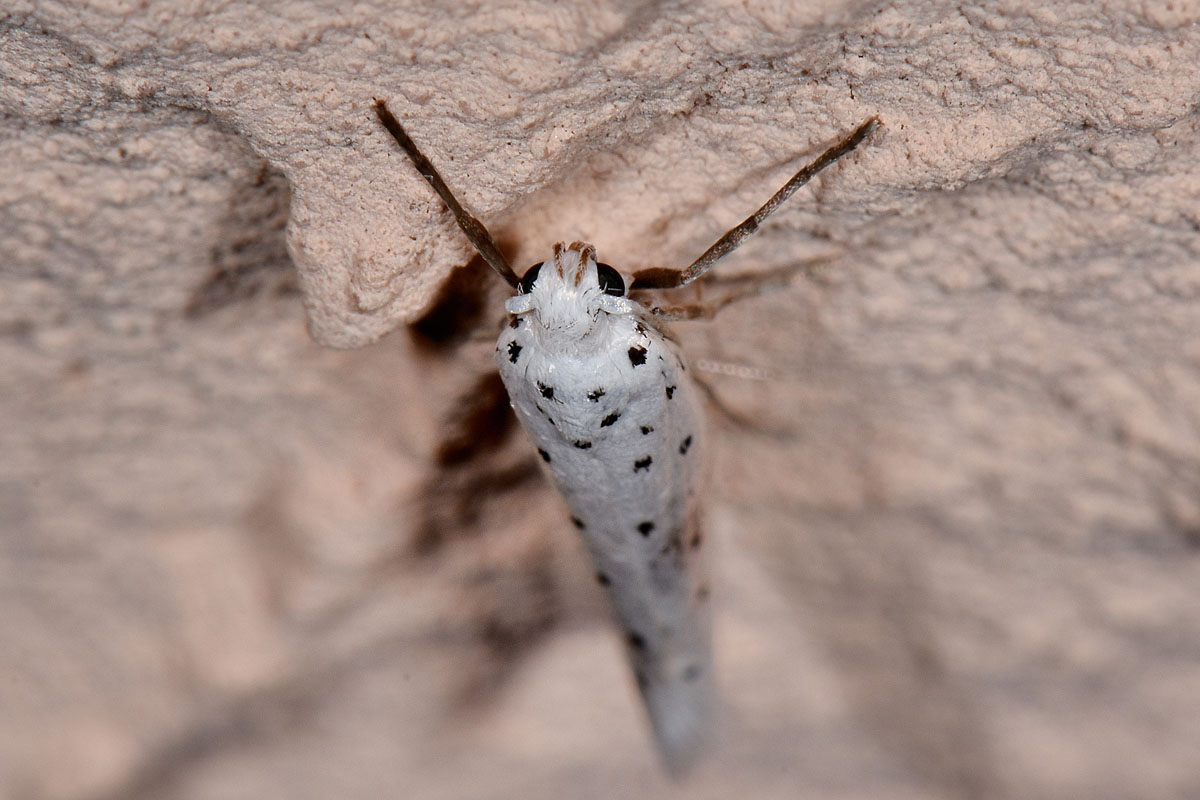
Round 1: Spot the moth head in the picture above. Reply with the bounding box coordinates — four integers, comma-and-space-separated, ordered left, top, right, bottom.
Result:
505, 241, 634, 326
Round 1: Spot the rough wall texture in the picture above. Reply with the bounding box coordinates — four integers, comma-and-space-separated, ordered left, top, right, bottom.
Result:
3, 1, 1200, 798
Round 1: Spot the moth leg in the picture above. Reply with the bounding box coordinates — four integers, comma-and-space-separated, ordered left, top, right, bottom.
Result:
374, 99, 521, 288
642, 255, 839, 320
631, 116, 879, 291
645, 303, 719, 322
647, 295, 751, 322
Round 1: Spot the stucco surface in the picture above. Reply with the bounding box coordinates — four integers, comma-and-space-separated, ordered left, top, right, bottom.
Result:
3, 1, 1200, 798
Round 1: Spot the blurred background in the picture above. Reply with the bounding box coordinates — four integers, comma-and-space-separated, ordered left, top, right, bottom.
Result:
4, 2, 1200, 798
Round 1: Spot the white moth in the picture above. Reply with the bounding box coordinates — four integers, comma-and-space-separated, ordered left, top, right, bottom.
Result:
374, 99, 877, 773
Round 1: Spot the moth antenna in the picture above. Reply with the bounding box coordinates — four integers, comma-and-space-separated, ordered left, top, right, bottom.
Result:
631, 115, 880, 290
373, 99, 521, 287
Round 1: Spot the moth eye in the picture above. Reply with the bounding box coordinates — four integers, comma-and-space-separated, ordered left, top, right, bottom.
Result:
517, 262, 543, 294
596, 262, 625, 297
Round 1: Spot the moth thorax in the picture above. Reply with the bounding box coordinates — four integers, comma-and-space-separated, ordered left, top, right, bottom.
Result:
529, 295, 615, 351
523, 252, 604, 342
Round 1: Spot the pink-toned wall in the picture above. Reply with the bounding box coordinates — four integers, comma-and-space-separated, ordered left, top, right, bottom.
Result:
3, 2, 1199, 798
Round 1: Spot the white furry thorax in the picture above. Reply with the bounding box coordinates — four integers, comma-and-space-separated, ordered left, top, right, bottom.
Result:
504, 241, 638, 349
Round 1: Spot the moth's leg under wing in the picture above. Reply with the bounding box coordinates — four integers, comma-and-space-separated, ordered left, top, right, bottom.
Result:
638, 256, 840, 321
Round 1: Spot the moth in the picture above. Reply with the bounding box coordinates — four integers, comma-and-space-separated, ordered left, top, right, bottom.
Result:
374, 99, 877, 773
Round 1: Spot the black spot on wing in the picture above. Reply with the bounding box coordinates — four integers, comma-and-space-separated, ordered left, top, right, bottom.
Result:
665, 385, 676, 399
596, 572, 610, 586
650, 534, 685, 595
637, 521, 655, 536
628, 346, 647, 366
633, 456, 653, 472
537, 382, 554, 400
628, 632, 646, 650
506, 340, 522, 363
587, 389, 605, 402
537, 448, 551, 463
600, 412, 620, 427
679, 435, 693, 454
640, 425, 654, 435
571, 516, 585, 529
573, 440, 592, 450
509, 316, 521, 329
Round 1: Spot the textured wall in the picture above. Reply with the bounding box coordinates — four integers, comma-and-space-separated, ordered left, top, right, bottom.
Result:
3, 1, 1200, 798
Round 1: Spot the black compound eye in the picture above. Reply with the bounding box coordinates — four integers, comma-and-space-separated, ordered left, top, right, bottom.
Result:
596, 262, 625, 297
517, 262, 542, 294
